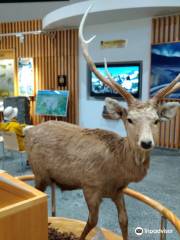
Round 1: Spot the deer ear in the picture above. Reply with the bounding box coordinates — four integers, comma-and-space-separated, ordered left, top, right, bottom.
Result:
102, 97, 127, 120
158, 102, 179, 121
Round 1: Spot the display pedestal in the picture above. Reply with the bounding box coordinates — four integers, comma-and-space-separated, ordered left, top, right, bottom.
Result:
48, 217, 122, 240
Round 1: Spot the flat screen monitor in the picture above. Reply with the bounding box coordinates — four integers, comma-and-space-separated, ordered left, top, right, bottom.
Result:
36, 90, 69, 117
88, 61, 142, 99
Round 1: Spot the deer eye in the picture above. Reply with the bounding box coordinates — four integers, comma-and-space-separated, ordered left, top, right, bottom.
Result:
154, 119, 159, 125
127, 118, 133, 124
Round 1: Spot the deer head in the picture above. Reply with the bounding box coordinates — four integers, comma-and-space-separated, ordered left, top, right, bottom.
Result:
79, 6, 180, 151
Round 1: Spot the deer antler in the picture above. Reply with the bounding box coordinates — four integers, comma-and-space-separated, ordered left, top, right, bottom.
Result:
104, 58, 138, 103
152, 73, 180, 102
164, 82, 180, 97
79, 5, 136, 105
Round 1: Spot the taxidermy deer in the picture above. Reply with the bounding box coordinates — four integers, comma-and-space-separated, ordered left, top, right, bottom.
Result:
25, 6, 180, 240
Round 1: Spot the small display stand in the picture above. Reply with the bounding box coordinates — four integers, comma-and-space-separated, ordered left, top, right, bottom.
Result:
0, 170, 48, 240
48, 217, 122, 240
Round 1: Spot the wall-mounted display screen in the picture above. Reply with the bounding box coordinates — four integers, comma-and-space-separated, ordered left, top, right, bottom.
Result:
36, 90, 69, 117
88, 62, 142, 99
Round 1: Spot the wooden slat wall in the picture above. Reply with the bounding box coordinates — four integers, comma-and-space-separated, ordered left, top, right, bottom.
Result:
0, 20, 79, 125
152, 15, 180, 149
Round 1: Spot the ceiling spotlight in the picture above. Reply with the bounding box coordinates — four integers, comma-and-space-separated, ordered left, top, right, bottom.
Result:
16, 33, 24, 43
19, 34, 24, 44
33, 30, 42, 35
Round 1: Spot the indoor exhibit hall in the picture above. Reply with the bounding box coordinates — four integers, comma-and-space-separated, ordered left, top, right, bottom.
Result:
0, 1, 180, 240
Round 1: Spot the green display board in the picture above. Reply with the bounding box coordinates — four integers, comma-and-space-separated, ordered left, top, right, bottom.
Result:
36, 90, 69, 117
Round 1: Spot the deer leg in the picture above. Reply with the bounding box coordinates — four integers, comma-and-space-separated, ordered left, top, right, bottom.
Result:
35, 178, 47, 192
112, 193, 128, 240
80, 189, 101, 240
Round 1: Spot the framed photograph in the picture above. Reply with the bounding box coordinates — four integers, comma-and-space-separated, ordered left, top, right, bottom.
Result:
151, 42, 180, 99
18, 58, 34, 96
0, 59, 14, 99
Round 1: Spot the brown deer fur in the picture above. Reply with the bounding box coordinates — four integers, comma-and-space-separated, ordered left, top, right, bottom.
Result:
26, 120, 150, 193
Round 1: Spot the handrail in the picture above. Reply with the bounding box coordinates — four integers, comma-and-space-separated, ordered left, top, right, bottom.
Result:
123, 188, 180, 234
16, 174, 180, 236
15, 175, 34, 181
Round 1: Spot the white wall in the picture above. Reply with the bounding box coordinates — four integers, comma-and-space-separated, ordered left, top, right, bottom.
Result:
79, 18, 152, 136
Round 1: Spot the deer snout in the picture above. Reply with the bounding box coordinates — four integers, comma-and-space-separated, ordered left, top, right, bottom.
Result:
140, 140, 153, 150
138, 125, 155, 150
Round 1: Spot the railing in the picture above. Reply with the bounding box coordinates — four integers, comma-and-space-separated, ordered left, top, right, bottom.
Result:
16, 174, 180, 240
